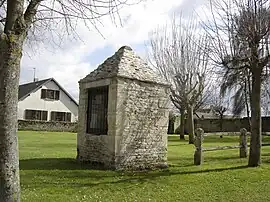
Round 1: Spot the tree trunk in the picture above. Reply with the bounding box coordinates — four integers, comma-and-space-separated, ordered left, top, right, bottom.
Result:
0, 33, 25, 202
219, 114, 223, 131
245, 75, 252, 131
245, 94, 251, 131
179, 108, 185, 140
187, 105, 194, 144
248, 71, 262, 167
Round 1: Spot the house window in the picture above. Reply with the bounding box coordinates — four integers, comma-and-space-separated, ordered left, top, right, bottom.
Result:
87, 86, 108, 135
25, 110, 48, 121
41, 89, 60, 100
51, 111, 71, 122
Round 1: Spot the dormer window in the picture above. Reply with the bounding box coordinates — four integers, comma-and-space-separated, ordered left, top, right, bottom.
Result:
41, 89, 60, 100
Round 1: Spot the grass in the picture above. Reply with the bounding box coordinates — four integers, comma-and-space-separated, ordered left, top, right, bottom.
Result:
19, 131, 270, 202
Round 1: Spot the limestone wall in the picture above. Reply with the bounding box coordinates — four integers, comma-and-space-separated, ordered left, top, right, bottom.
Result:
114, 78, 170, 170
77, 77, 170, 170
76, 78, 117, 168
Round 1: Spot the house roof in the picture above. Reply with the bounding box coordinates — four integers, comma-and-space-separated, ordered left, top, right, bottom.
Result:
19, 78, 78, 106
80, 46, 169, 86
19, 78, 50, 100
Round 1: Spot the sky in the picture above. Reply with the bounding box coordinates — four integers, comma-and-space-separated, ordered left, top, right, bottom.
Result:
20, 0, 206, 101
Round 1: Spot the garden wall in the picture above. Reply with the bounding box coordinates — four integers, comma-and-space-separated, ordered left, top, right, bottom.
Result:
195, 118, 247, 132
174, 116, 270, 133
196, 117, 270, 132
18, 120, 77, 132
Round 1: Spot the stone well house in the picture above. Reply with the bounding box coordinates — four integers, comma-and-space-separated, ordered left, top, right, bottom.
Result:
77, 46, 170, 170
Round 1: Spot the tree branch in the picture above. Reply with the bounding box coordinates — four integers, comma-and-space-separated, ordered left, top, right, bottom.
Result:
24, 0, 42, 28
4, 0, 24, 33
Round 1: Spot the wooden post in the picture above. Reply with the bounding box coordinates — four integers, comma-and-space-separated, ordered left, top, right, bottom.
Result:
240, 128, 248, 158
194, 128, 204, 165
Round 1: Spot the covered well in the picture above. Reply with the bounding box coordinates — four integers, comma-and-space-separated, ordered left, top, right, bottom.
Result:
77, 46, 170, 170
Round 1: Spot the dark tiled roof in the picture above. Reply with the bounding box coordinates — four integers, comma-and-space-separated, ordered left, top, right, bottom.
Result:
18, 78, 78, 106
19, 78, 51, 100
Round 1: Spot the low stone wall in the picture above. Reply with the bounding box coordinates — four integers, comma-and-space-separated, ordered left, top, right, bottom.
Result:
195, 118, 246, 132
196, 117, 270, 132
173, 116, 270, 133
18, 120, 77, 132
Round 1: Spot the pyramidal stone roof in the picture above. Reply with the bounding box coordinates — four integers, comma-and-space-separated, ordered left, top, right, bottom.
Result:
80, 46, 169, 86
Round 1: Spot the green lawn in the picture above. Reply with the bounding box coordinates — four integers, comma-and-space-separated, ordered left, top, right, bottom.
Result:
19, 131, 270, 202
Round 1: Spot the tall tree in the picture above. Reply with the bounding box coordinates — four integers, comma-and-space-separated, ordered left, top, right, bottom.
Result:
0, 0, 139, 201
205, 0, 270, 166
148, 15, 210, 144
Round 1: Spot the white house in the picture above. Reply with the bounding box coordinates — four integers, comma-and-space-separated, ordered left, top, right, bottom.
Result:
18, 78, 78, 122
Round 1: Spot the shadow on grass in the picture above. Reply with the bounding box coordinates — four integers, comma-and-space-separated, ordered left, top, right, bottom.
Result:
168, 155, 242, 163
203, 137, 241, 143
168, 136, 242, 144
125, 165, 248, 177
168, 136, 188, 142
262, 152, 270, 157
19, 158, 107, 170
168, 140, 188, 143
204, 155, 242, 161
20, 157, 248, 173
22, 164, 250, 188
168, 144, 189, 147
20, 155, 247, 171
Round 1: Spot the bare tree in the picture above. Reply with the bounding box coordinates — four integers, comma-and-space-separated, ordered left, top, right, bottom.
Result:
204, 0, 270, 166
148, 15, 210, 144
220, 67, 252, 126
210, 89, 229, 131
0, 0, 140, 201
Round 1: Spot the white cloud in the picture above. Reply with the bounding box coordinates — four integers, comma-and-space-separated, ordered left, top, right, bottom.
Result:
20, 0, 202, 101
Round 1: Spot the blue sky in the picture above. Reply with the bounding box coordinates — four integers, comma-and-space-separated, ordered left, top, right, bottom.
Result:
83, 45, 116, 65
20, 0, 205, 101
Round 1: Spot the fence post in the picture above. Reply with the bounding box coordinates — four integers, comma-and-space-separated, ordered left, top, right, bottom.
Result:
240, 128, 248, 158
194, 128, 204, 165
